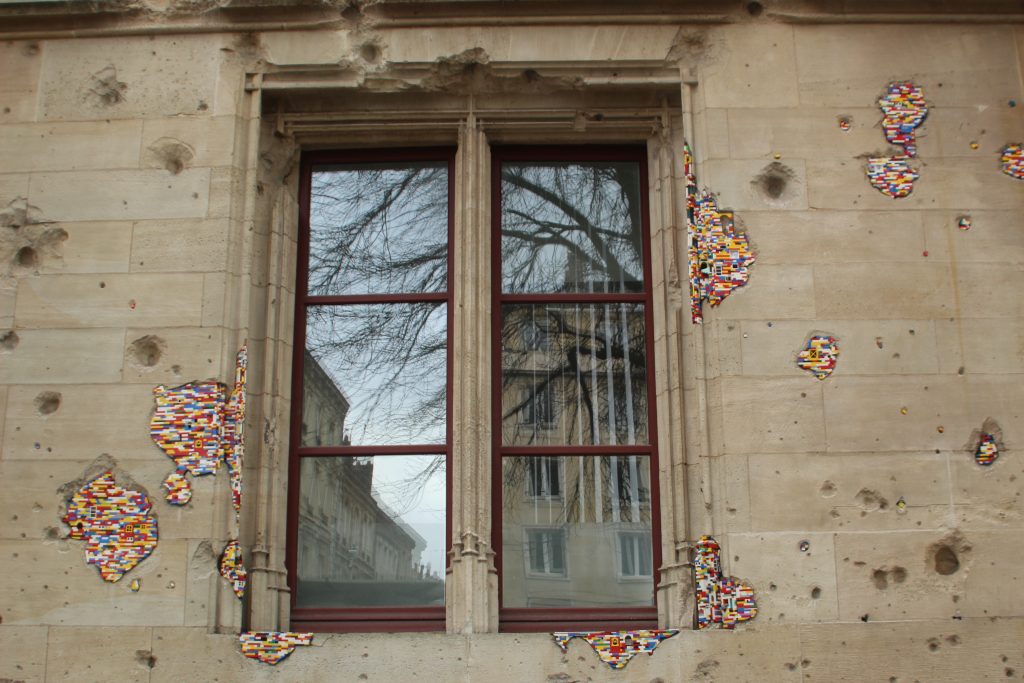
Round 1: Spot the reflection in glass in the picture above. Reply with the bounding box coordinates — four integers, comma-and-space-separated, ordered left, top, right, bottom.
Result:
309, 162, 448, 296
501, 161, 643, 294
501, 303, 648, 447
502, 455, 653, 608
303, 303, 446, 446
295, 456, 446, 608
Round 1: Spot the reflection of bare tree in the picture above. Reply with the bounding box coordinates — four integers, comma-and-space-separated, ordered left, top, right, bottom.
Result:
307, 160, 646, 474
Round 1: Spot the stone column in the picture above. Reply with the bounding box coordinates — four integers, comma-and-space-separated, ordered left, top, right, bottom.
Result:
446, 112, 499, 634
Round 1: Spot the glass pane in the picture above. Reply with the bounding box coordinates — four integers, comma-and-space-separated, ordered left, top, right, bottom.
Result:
295, 456, 446, 608
501, 303, 648, 446
501, 455, 653, 608
309, 162, 448, 296
501, 161, 643, 294
303, 303, 446, 446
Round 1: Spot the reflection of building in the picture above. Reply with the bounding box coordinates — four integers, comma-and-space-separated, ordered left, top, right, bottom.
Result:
501, 455, 653, 608
296, 353, 444, 607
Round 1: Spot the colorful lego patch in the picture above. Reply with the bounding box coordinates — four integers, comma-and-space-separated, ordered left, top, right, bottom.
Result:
975, 433, 999, 466
1000, 143, 1024, 179
838, 116, 851, 132
150, 345, 247, 509
695, 535, 757, 630
957, 216, 972, 231
878, 82, 928, 158
797, 335, 840, 380
62, 472, 158, 582
224, 346, 246, 518
685, 142, 756, 324
552, 630, 678, 670
219, 539, 247, 598
163, 469, 192, 505
129, 578, 141, 592
239, 632, 313, 665
151, 380, 226, 504
866, 156, 919, 198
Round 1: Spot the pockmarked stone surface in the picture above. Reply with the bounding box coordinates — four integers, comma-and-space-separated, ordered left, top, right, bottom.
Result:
62, 472, 158, 582
551, 630, 678, 670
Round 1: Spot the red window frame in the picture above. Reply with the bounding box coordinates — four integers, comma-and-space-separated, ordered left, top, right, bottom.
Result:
287, 147, 455, 632
490, 145, 661, 632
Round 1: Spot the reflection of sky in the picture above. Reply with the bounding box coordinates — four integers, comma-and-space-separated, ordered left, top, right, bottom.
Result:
371, 456, 447, 577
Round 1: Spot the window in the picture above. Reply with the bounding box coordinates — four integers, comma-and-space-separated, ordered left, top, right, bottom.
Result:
494, 147, 660, 631
287, 149, 454, 632
287, 145, 661, 633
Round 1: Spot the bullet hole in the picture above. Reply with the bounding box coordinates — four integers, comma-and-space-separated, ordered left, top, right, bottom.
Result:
99, 281, 106, 288
891, 567, 907, 583
786, 662, 798, 671
860, 614, 869, 622
135, 650, 157, 668
875, 337, 884, 349
945, 635, 960, 645
872, 569, 889, 589
927, 638, 940, 652
0, 330, 19, 351
801, 659, 811, 668
128, 335, 165, 368
86, 65, 128, 106
695, 659, 719, 678
769, 582, 777, 591
746, 1, 764, 16
22, 42, 40, 56
933, 546, 960, 575
359, 42, 381, 64
855, 488, 888, 512
34, 391, 61, 416
197, 101, 208, 111
819, 480, 837, 498
15, 245, 39, 271
147, 138, 194, 175
341, 1, 363, 22
1006, 668, 1015, 677
45, 526, 61, 539
752, 162, 797, 201
811, 586, 822, 599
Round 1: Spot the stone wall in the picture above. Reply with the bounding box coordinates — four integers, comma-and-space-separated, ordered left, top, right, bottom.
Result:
1, 2, 1022, 681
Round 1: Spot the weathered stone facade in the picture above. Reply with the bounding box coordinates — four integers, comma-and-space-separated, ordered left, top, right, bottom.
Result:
1, 1, 1023, 680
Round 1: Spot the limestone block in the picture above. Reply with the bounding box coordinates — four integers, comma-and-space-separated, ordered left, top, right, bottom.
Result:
201, 272, 228, 327
707, 319, 743, 377
823, 375, 973, 454
798, 619, 1024, 682
740, 319, 940, 377
4, 384, 152, 460
205, 166, 244, 220
834, 529, 1024, 621
806, 157, 1024, 212
0, 329, 124, 384
122, 326, 224, 384
679, 624, 803, 681
0, 288, 13, 329
813, 262, 955, 320
39, 36, 222, 121
0, 91, 38, 123
719, 376, 826, 455
0, 172, 30, 203
183, 539, 223, 628
56, 221, 133, 274
747, 452, 950, 533
381, 25, 680, 63
719, 453, 751, 532
47, 627, 152, 681
469, 634, 581, 681
0, 625, 48, 683
29, 169, 211, 222
923, 211, 1024, 266
701, 24, 799, 109
149, 629, 243, 683
130, 219, 230, 273
700, 158, 809, 211
707, 264, 815, 321
15, 273, 204, 328
0, 458, 219, 542
951, 451, 1024, 530
0, 40, 42, 93
141, 116, 240, 171
726, 531, 839, 624
213, 55, 245, 117
964, 375, 1024, 450
794, 25, 1019, 108
936, 318, 1024, 375
928, 106, 1022, 158
694, 107, 730, 162
0, 539, 186, 626
0, 121, 143, 174
726, 107, 881, 160
259, 30, 350, 66
955, 263, 1024, 320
